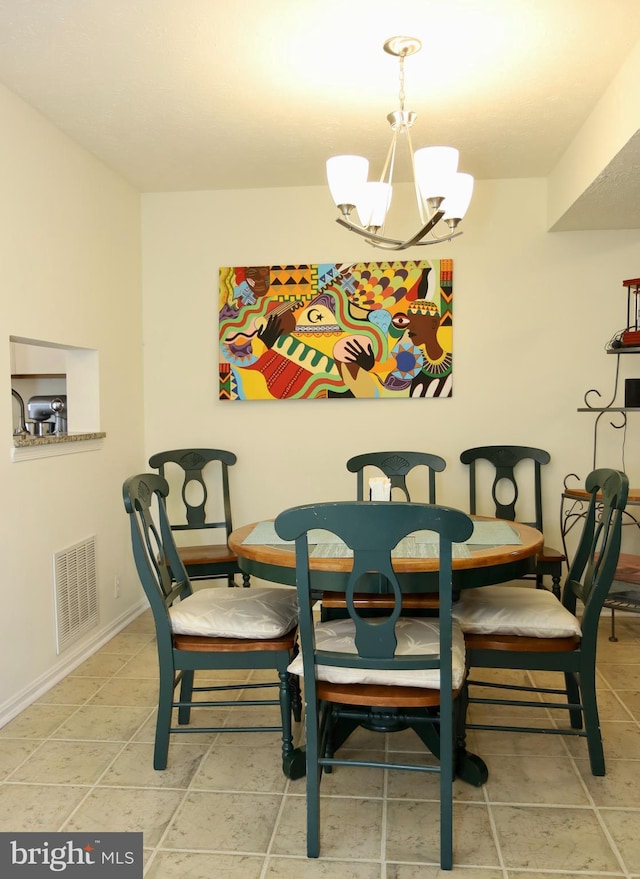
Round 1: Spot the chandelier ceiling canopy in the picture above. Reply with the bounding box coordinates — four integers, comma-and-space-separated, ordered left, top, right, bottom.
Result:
326, 36, 474, 251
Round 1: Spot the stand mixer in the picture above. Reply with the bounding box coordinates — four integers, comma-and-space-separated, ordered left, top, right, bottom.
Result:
27, 395, 68, 436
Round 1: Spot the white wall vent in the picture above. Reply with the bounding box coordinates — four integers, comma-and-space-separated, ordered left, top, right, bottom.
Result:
54, 536, 98, 654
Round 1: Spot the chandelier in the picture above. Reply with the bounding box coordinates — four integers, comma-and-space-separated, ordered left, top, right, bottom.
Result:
326, 36, 474, 251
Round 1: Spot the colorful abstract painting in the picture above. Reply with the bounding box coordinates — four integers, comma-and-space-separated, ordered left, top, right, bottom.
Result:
218, 260, 453, 401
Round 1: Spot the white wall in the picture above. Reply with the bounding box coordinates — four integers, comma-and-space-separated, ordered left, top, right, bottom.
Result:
141, 180, 640, 556
0, 84, 146, 717
2, 75, 637, 721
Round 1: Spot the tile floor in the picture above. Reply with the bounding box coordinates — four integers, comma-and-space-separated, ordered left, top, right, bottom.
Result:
0, 609, 639, 878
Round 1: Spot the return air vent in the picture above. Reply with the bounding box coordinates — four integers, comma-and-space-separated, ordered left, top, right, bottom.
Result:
53, 536, 98, 654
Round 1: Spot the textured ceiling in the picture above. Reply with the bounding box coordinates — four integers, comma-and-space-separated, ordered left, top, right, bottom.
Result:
0, 0, 639, 229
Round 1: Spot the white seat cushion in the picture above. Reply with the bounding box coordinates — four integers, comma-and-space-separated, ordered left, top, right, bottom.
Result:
287, 617, 466, 689
169, 586, 298, 639
452, 585, 582, 638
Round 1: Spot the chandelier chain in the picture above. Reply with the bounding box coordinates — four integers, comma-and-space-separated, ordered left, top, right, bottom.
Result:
398, 53, 406, 112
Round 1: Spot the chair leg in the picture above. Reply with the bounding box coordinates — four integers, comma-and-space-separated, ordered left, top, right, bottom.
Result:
321, 701, 340, 774
581, 666, 605, 776
440, 693, 454, 870
177, 670, 194, 725
242, 572, 251, 587
281, 670, 306, 781
457, 677, 471, 756
564, 671, 583, 730
306, 698, 322, 858
538, 567, 562, 598
278, 669, 294, 760
290, 672, 303, 723
455, 684, 469, 768
154, 668, 175, 770
609, 608, 618, 642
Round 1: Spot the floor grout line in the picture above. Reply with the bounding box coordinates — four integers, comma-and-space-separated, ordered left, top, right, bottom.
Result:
0, 611, 639, 876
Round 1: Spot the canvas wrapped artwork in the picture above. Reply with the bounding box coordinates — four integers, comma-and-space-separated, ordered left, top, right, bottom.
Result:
219, 259, 453, 401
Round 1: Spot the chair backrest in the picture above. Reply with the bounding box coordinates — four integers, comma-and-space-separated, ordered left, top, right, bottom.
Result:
148, 448, 236, 537
459, 445, 550, 529
123, 472, 192, 647
275, 501, 472, 690
347, 451, 447, 503
563, 468, 628, 641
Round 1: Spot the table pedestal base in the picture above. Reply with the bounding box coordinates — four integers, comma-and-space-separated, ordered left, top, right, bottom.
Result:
281, 706, 488, 786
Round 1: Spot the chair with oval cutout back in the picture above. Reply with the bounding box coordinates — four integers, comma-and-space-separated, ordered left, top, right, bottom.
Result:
275, 499, 473, 870
122, 472, 304, 777
347, 450, 446, 503
453, 467, 628, 776
459, 445, 566, 597
321, 450, 448, 621
148, 448, 250, 587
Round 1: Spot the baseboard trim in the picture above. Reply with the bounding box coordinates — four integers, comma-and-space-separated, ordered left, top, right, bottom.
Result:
0, 599, 149, 729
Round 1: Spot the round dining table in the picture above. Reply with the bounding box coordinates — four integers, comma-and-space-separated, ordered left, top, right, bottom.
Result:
229, 516, 544, 785
229, 517, 543, 593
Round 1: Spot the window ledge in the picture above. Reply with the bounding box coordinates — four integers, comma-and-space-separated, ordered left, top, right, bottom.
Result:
11, 432, 106, 462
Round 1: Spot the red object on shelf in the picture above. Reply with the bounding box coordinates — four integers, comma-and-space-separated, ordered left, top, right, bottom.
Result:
620, 330, 640, 345
621, 330, 640, 346
623, 278, 640, 334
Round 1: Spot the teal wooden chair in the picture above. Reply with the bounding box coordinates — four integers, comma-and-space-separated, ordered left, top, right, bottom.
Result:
275, 500, 473, 870
347, 450, 446, 502
454, 467, 628, 776
459, 445, 566, 596
148, 448, 249, 587
123, 473, 303, 776
320, 450, 448, 621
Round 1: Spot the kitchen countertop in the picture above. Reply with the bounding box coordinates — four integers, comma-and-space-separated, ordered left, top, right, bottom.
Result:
13, 431, 106, 447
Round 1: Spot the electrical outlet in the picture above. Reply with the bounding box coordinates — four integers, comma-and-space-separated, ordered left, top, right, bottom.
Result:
114, 575, 121, 599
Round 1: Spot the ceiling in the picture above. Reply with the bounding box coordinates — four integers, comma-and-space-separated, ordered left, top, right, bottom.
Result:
0, 0, 639, 229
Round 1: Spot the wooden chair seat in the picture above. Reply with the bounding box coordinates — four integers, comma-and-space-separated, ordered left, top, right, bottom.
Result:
177, 544, 238, 566
321, 591, 440, 612
172, 629, 298, 652
317, 679, 458, 708
464, 632, 580, 653
538, 546, 566, 564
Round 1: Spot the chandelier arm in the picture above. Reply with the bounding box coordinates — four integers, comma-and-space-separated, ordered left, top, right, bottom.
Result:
412, 230, 463, 246
335, 210, 457, 250
405, 125, 427, 226
380, 131, 398, 187
398, 212, 448, 247
335, 217, 402, 245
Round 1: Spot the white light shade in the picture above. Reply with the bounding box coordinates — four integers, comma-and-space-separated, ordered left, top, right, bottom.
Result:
356, 182, 392, 228
442, 172, 474, 220
414, 146, 459, 201
326, 155, 369, 207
